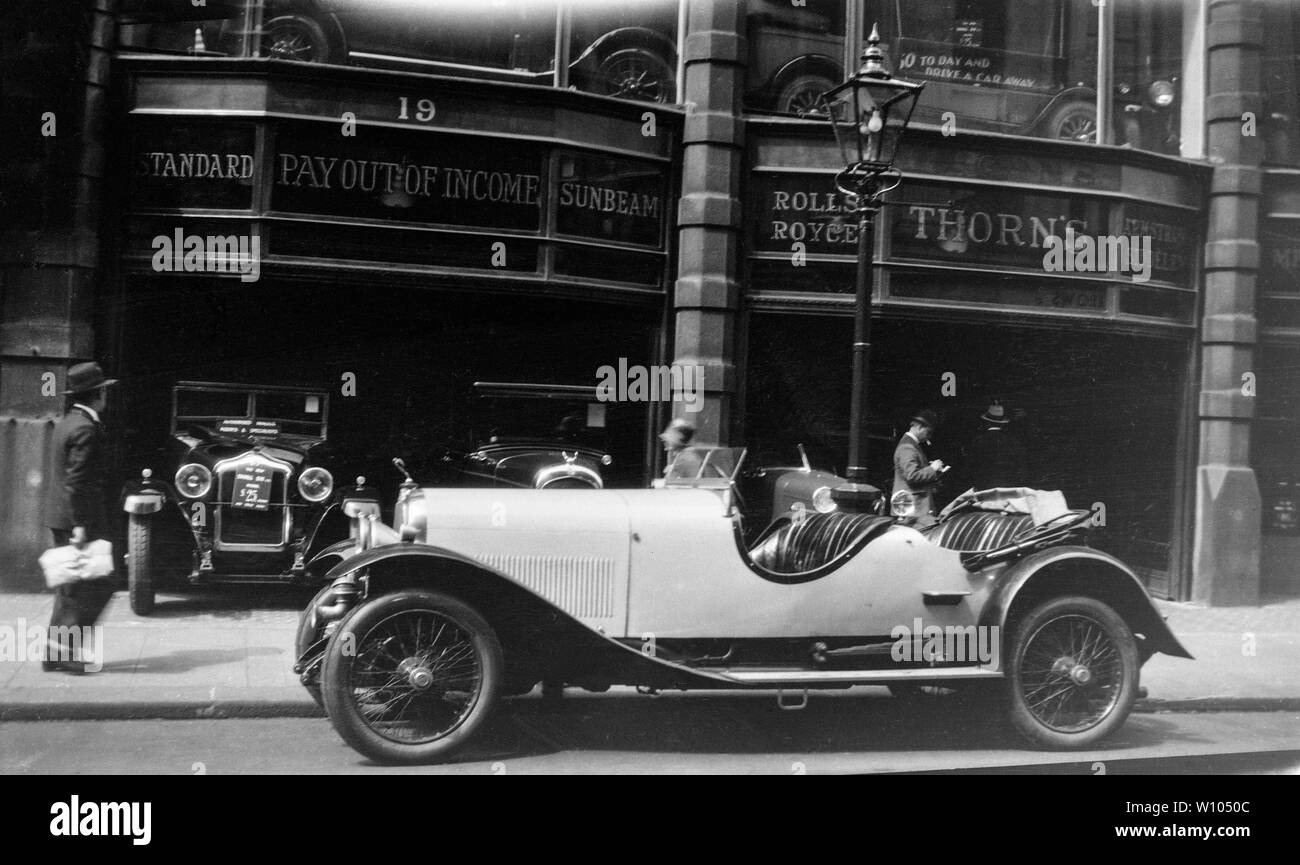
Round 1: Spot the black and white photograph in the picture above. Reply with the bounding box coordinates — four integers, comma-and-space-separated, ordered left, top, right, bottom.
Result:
1, 0, 1297, 800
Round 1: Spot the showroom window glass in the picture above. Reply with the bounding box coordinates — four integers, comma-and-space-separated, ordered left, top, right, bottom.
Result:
116, 1, 681, 107
865, 0, 1102, 145
118, 0, 256, 57
568, 0, 680, 104
747, 0, 1184, 157
1262, 0, 1300, 166
744, 0, 848, 116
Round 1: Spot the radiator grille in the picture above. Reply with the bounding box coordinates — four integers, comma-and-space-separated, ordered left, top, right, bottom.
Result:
477, 555, 616, 619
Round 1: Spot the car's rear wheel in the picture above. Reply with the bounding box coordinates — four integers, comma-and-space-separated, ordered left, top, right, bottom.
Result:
127, 514, 155, 616
322, 589, 502, 764
596, 48, 673, 103
263, 15, 332, 63
1006, 595, 1139, 749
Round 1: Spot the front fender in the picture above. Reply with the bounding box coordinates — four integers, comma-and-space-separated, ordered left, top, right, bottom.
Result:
321, 544, 731, 689
307, 537, 357, 574
979, 545, 1193, 661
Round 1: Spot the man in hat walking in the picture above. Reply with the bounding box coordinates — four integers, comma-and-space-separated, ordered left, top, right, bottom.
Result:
892, 409, 947, 526
42, 362, 118, 673
966, 400, 1029, 491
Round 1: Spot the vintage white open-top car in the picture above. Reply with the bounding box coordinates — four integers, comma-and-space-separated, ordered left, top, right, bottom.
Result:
295, 447, 1190, 764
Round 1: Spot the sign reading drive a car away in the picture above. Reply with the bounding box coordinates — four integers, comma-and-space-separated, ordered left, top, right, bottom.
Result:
231, 466, 273, 511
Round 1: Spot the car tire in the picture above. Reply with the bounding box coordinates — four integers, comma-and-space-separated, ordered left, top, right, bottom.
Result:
1045, 100, 1097, 143
263, 15, 333, 64
1005, 595, 1139, 750
127, 513, 155, 617
322, 589, 503, 764
775, 73, 837, 117
596, 48, 673, 103
294, 582, 337, 710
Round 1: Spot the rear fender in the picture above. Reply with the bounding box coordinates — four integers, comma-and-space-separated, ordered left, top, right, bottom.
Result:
979, 545, 1193, 662
321, 545, 728, 690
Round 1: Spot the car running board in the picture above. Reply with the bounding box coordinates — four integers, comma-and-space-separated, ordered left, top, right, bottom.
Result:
709, 667, 1002, 685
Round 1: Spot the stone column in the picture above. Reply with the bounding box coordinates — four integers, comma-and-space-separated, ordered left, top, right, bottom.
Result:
1192, 0, 1263, 605
670, 0, 745, 443
0, 1, 115, 588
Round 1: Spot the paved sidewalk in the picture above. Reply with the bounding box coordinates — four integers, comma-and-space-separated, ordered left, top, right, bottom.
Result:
1, 588, 1298, 720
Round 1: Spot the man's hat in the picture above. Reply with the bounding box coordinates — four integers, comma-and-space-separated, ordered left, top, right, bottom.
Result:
910, 409, 940, 429
659, 417, 697, 447
980, 401, 1009, 425
63, 362, 118, 395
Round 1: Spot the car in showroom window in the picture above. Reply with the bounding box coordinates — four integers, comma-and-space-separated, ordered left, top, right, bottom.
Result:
746, 0, 1182, 155
119, 382, 374, 616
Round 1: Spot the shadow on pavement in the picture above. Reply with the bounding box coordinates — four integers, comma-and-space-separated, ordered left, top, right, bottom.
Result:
403, 691, 1184, 765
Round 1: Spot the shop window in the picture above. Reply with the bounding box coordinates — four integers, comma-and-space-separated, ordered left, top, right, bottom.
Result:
1112, 0, 1183, 156
744, 0, 848, 116
1262, 1, 1300, 166
744, 1, 1184, 156
254, 0, 558, 76
118, 0, 255, 57
865, 0, 1101, 143
568, 0, 678, 104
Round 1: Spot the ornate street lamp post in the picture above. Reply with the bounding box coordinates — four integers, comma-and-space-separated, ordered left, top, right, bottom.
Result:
821, 25, 924, 512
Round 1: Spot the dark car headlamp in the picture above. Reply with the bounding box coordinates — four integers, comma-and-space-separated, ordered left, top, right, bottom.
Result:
297, 467, 334, 502
174, 463, 212, 499
1148, 79, 1176, 108
811, 486, 838, 514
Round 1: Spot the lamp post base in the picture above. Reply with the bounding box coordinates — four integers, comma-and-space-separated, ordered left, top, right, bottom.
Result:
830, 482, 882, 513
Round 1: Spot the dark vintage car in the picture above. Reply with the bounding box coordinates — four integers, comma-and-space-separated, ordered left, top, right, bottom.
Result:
120, 382, 378, 615
433, 382, 614, 491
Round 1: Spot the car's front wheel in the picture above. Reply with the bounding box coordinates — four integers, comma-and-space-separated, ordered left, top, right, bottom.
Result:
776, 73, 837, 117
126, 513, 155, 616
1045, 100, 1097, 142
321, 589, 502, 764
294, 582, 337, 710
1006, 595, 1139, 749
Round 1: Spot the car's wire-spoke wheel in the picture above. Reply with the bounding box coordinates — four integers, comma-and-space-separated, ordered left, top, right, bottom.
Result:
1006, 595, 1138, 749
322, 590, 502, 764
776, 73, 836, 118
1046, 101, 1097, 142
263, 15, 330, 63
597, 48, 672, 103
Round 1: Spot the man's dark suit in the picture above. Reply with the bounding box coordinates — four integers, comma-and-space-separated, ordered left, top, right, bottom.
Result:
43, 405, 113, 665
966, 426, 1030, 490
893, 432, 941, 524
44, 406, 110, 539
